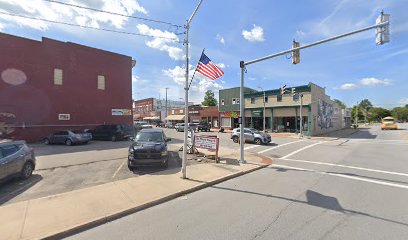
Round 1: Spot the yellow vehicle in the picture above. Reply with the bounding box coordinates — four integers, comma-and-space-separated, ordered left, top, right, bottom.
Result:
381, 116, 398, 130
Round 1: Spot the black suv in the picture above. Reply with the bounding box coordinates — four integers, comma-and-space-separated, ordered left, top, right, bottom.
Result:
88, 124, 134, 141
197, 123, 210, 132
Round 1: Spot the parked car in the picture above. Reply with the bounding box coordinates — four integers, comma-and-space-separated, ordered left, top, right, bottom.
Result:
176, 123, 197, 132
43, 130, 92, 146
381, 116, 398, 130
127, 129, 171, 170
134, 121, 148, 131
197, 123, 210, 132
174, 123, 182, 131
88, 124, 134, 141
141, 124, 153, 129
0, 140, 36, 181
165, 122, 174, 128
155, 121, 165, 127
231, 128, 272, 145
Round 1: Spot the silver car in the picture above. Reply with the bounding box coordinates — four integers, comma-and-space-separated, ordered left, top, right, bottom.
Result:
0, 140, 36, 181
231, 128, 272, 145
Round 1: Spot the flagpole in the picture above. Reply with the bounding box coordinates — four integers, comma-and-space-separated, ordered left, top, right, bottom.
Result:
188, 48, 205, 89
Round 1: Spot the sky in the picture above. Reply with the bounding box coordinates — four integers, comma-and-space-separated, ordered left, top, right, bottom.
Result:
0, 0, 407, 109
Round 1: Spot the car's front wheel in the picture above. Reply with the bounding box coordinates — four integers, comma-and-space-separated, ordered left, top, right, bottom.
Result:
65, 139, 73, 146
20, 162, 34, 180
111, 135, 117, 142
254, 138, 262, 145
43, 138, 50, 145
232, 136, 239, 143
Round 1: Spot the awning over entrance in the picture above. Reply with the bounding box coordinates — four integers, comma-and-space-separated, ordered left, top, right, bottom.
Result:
143, 116, 160, 120
165, 115, 185, 121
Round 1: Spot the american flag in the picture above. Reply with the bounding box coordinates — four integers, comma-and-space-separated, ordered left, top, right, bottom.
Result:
196, 52, 224, 80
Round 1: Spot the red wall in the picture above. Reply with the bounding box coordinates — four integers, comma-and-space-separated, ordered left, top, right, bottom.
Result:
0, 33, 133, 142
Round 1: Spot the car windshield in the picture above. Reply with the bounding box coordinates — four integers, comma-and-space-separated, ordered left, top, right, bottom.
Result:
250, 129, 261, 133
71, 130, 83, 134
135, 132, 164, 142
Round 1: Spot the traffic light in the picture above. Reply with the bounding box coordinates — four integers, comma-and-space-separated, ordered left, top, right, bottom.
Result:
292, 40, 300, 64
376, 11, 390, 45
280, 84, 286, 95
291, 87, 296, 96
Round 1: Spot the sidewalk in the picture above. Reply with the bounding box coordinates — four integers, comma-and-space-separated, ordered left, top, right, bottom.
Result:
0, 149, 272, 240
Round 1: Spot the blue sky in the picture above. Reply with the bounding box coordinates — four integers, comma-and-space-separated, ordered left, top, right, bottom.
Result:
0, 0, 407, 108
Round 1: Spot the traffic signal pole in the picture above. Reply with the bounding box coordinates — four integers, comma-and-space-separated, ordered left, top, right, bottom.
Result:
238, 13, 389, 164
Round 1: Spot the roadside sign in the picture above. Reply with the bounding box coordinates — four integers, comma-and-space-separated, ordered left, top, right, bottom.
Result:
194, 135, 220, 162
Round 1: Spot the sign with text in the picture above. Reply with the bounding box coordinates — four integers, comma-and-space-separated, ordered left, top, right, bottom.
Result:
194, 135, 218, 151
112, 109, 132, 116
58, 114, 70, 121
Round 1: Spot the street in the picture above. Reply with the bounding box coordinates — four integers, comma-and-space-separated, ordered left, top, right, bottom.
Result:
66, 124, 408, 240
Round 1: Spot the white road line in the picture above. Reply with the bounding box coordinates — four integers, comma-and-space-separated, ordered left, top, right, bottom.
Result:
244, 145, 262, 150
278, 158, 408, 177
112, 159, 126, 179
272, 164, 408, 190
257, 140, 305, 154
280, 141, 323, 159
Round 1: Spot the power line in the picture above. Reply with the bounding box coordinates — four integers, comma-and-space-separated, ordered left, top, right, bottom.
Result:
0, 11, 182, 42
42, 0, 182, 28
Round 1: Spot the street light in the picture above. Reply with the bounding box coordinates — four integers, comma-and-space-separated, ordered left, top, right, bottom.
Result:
182, 0, 204, 179
258, 87, 266, 132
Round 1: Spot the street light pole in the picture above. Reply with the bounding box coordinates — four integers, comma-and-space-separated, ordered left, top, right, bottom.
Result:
182, 0, 203, 179
165, 88, 169, 124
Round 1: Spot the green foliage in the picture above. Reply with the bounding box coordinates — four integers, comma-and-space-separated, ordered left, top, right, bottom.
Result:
359, 99, 373, 110
333, 99, 346, 109
391, 107, 408, 121
201, 90, 218, 106
367, 107, 391, 122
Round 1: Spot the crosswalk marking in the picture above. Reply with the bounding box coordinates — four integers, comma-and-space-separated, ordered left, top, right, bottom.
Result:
280, 141, 323, 159
257, 140, 305, 154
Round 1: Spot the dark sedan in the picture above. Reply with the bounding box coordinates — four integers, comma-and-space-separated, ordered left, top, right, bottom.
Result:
44, 130, 92, 146
127, 129, 171, 170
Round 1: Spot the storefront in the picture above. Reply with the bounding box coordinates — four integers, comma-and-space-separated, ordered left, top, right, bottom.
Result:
200, 106, 219, 129
220, 111, 240, 129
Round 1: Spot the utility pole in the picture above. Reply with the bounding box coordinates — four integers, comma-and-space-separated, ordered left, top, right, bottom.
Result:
355, 101, 359, 127
182, 0, 203, 179
238, 12, 390, 164
165, 88, 169, 124
299, 94, 303, 137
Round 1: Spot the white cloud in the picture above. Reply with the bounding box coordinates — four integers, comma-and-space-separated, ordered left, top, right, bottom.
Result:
136, 23, 183, 60
242, 24, 264, 42
163, 65, 224, 102
359, 77, 392, 86
335, 83, 358, 90
398, 98, 408, 105
216, 63, 226, 68
0, 0, 147, 31
216, 34, 225, 44
295, 30, 305, 38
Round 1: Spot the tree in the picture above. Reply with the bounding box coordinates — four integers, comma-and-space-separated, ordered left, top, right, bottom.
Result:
333, 99, 346, 109
391, 107, 408, 121
359, 99, 373, 110
201, 90, 218, 106
368, 107, 391, 122
351, 105, 364, 123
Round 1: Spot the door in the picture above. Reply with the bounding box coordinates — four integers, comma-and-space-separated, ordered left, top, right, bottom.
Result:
0, 145, 21, 179
244, 129, 255, 142
93, 126, 105, 139
53, 131, 68, 144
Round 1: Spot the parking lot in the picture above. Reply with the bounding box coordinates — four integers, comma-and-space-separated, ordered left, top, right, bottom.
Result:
0, 127, 302, 205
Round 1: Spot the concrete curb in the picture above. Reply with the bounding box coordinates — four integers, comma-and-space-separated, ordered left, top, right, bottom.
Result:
41, 159, 272, 240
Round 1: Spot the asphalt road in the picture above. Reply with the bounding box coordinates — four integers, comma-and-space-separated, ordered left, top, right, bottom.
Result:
67, 124, 408, 240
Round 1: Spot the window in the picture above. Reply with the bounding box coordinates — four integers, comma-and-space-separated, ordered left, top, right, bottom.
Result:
0, 145, 18, 158
221, 99, 225, 105
265, 96, 268, 103
172, 110, 175, 114
277, 94, 282, 102
251, 98, 255, 104
236, 98, 240, 104
232, 98, 236, 104
180, 109, 184, 113
97, 75, 105, 90
54, 68, 63, 85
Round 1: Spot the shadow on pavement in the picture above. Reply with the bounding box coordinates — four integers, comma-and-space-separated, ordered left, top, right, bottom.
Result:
129, 151, 183, 176
210, 186, 408, 227
0, 174, 43, 205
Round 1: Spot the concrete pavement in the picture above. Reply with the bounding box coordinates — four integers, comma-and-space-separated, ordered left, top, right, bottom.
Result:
66, 124, 408, 240
0, 147, 272, 240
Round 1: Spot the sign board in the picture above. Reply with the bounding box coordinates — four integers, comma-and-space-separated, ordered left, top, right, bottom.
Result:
112, 109, 132, 116
194, 135, 218, 151
252, 110, 263, 117
58, 114, 70, 121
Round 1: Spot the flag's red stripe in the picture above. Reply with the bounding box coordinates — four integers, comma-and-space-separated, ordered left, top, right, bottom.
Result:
196, 67, 216, 80
197, 64, 217, 80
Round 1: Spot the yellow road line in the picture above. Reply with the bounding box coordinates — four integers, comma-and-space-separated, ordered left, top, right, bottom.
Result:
112, 159, 126, 179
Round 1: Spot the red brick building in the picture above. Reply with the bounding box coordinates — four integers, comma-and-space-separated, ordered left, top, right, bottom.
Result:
133, 98, 157, 121
0, 33, 134, 142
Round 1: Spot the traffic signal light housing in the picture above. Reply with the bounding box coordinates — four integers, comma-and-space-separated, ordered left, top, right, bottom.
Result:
376, 11, 390, 45
280, 84, 286, 95
291, 87, 296, 96
292, 40, 300, 64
